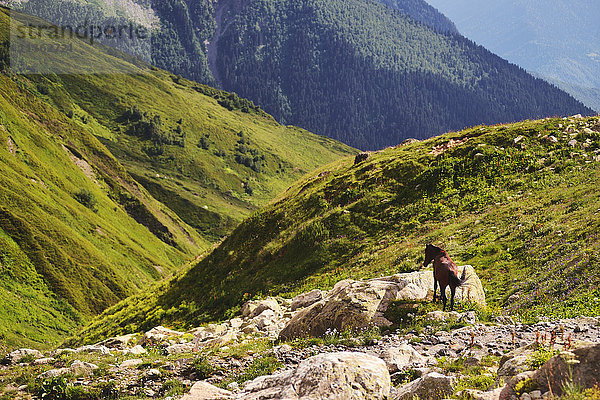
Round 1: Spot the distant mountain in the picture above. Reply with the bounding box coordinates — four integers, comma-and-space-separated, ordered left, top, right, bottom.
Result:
10, 0, 594, 150
375, 0, 458, 33
425, 0, 600, 112
0, 6, 354, 348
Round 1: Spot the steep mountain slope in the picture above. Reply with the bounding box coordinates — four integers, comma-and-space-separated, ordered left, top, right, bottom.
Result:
80, 115, 600, 343
200, 0, 593, 149
425, 0, 600, 112
11, 0, 593, 150
0, 7, 355, 348
375, 0, 458, 33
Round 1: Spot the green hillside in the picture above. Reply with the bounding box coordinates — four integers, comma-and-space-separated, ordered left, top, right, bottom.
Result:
0, 7, 354, 349
80, 115, 600, 343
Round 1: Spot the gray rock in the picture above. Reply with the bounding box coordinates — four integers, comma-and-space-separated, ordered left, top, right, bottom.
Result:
32, 357, 55, 365
531, 344, 600, 396
126, 344, 147, 355
120, 358, 144, 368
394, 372, 455, 400
140, 325, 185, 345
497, 355, 530, 378
238, 352, 390, 399
70, 360, 99, 375
290, 290, 324, 311
4, 348, 43, 364
99, 333, 138, 349
39, 368, 70, 378
166, 342, 195, 355
379, 344, 428, 373
75, 344, 112, 355
182, 381, 232, 400
241, 297, 281, 319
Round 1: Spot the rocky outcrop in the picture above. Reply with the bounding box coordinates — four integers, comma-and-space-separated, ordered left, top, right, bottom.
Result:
531, 343, 600, 396
279, 267, 485, 340
238, 352, 390, 400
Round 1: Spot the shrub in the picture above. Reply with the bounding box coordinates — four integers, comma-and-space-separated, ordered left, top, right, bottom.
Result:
74, 189, 97, 211
191, 356, 215, 380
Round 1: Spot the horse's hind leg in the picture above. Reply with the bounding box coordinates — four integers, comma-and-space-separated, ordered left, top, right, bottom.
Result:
441, 285, 448, 311
450, 286, 456, 311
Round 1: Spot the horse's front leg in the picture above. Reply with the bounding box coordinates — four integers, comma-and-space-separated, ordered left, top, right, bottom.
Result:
433, 278, 438, 302
441, 285, 448, 311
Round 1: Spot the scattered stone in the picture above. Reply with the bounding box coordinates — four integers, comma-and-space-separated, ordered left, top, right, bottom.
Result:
126, 344, 147, 355
99, 333, 138, 349
182, 381, 232, 400
75, 344, 112, 355
141, 326, 185, 345
32, 357, 55, 365
39, 368, 70, 378
3, 348, 43, 364
394, 372, 455, 400
70, 360, 99, 375
240, 297, 281, 319
166, 342, 195, 355
379, 344, 429, 373
120, 358, 144, 368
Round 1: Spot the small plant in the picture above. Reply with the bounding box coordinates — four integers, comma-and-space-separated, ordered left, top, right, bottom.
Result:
514, 378, 538, 396
236, 356, 282, 384
191, 356, 215, 379
34, 376, 69, 400
160, 379, 185, 396
527, 346, 558, 369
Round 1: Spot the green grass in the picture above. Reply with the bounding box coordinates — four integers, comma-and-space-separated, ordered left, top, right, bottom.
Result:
0, 8, 355, 348
78, 115, 600, 342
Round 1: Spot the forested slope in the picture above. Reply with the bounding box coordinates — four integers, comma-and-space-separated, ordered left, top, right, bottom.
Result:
10, 0, 593, 150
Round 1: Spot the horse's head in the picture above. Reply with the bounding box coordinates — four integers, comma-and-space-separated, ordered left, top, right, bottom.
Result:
422, 244, 442, 268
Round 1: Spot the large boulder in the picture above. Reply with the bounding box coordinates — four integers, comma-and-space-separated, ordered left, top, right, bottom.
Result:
394, 372, 455, 400
379, 344, 429, 373
279, 267, 485, 340
531, 343, 600, 396
238, 352, 390, 400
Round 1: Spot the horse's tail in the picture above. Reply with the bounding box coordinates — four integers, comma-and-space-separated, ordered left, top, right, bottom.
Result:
449, 267, 467, 287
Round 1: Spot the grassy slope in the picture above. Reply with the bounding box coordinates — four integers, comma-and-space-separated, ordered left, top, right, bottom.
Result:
79, 115, 600, 343
16, 38, 355, 243
0, 8, 354, 349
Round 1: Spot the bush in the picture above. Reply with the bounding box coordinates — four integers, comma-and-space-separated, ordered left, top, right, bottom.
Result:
74, 189, 97, 211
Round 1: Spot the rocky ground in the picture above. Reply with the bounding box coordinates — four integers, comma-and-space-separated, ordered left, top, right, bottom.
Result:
2, 269, 600, 400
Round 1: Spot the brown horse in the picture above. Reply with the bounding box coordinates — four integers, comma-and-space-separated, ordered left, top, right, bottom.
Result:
422, 244, 466, 311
